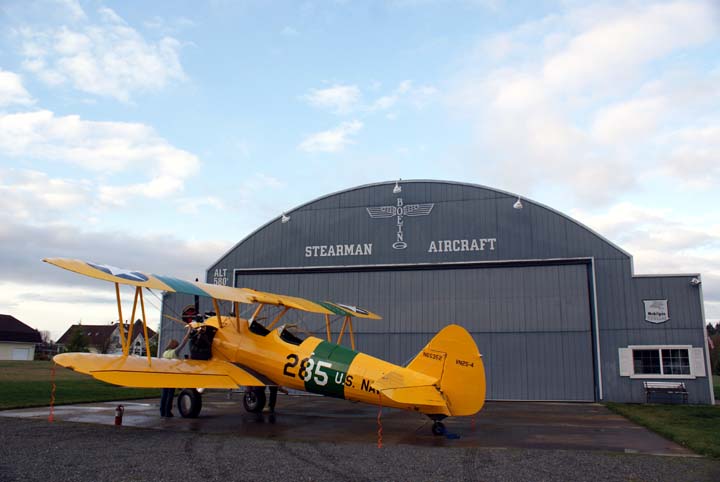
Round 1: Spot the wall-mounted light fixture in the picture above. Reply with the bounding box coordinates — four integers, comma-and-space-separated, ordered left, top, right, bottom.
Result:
513, 197, 523, 210
281, 213, 290, 223
393, 179, 402, 194
690, 277, 701, 286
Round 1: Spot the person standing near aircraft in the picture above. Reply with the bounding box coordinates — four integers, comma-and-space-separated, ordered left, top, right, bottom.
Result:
267, 386, 278, 413
160, 331, 190, 417
263, 385, 288, 413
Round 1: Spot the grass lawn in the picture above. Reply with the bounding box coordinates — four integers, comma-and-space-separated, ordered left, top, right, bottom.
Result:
606, 402, 720, 458
0, 360, 158, 410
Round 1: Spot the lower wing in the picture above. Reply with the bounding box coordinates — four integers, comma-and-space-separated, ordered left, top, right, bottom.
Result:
54, 353, 266, 389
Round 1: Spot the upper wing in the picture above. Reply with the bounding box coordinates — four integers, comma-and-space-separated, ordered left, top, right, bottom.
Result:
243, 289, 380, 319
366, 206, 396, 218
43, 258, 381, 319
43, 258, 255, 302
54, 353, 268, 388
315, 301, 379, 319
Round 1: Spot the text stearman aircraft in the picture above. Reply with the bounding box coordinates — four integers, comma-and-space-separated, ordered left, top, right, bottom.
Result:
47, 258, 486, 435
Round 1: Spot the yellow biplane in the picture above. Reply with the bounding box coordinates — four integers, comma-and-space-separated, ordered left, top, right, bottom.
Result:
47, 258, 486, 435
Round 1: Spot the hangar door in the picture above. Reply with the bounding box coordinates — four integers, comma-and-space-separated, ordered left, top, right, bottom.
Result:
235, 263, 596, 401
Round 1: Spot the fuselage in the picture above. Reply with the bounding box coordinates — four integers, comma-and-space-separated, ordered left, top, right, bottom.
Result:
204, 316, 431, 412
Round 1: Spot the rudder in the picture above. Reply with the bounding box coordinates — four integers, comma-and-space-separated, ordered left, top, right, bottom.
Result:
407, 324, 486, 416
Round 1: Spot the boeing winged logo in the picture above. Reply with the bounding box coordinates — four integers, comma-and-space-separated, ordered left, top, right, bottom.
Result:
366, 197, 434, 249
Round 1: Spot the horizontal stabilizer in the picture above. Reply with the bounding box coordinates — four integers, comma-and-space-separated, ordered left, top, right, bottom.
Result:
54, 353, 266, 389
371, 369, 448, 409
371, 368, 438, 390
377, 386, 447, 407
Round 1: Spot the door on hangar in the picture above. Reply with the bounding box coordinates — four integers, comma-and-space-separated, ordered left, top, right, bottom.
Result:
235, 262, 596, 401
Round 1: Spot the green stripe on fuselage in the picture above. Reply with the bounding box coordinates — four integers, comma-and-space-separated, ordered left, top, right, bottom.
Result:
303, 341, 358, 399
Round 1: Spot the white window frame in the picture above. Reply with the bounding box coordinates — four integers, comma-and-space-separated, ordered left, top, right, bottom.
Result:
624, 345, 699, 379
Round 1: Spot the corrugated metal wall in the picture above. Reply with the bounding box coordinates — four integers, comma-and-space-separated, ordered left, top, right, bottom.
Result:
160, 180, 712, 404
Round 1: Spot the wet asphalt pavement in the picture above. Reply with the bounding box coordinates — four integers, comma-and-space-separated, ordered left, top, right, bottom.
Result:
1, 394, 719, 481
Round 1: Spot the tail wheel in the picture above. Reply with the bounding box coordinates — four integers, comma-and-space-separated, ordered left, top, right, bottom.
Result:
243, 387, 266, 413
431, 421, 446, 436
177, 388, 202, 418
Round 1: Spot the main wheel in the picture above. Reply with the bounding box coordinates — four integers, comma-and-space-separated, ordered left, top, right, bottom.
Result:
431, 421, 446, 436
177, 388, 202, 418
243, 387, 266, 413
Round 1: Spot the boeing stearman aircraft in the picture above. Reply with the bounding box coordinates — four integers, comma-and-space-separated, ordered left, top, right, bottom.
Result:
47, 257, 486, 435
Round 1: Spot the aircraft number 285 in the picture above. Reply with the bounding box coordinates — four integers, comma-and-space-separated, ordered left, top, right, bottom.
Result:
283, 354, 332, 386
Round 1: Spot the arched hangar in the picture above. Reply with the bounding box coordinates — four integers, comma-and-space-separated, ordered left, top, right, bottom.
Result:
161, 180, 713, 404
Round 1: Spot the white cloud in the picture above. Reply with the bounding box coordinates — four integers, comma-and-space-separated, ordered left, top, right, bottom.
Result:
0, 281, 124, 339
591, 97, 667, 144
240, 173, 286, 192
0, 109, 200, 202
303, 84, 361, 114
0, 69, 35, 107
302, 80, 438, 115
175, 196, 225, 215
298, 120, 363, 153
281, 26, 299, 36
0, 220, 231, 338
571, 202, 720, 316
571, 203, 718, 251
390, 0, 500, 8
661, 124, 720, 190
54, 0, 87, 21
0, 168, 91, 221
144, 16, 195, 35
449, 0, 720, 204
542, 1, 717, 91
19, 6, 186, 101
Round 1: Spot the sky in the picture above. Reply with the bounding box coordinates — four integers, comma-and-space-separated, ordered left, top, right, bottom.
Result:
0, 0, 718, 340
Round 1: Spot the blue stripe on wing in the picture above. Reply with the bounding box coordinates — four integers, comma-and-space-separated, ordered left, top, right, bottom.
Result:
154, 275, 210, 297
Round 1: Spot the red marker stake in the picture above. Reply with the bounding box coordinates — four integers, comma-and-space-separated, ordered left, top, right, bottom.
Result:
377, 393, 383, 449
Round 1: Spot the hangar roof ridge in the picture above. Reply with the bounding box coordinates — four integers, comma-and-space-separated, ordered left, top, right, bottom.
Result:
207, 179, 633, 274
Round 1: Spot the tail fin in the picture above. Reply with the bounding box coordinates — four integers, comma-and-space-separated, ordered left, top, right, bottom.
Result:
407, 324, 486, 416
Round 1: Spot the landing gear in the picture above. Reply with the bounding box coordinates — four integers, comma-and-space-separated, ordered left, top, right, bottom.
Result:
431, 421, 446, 436
243, 387, 266, 413
177, 388, 202, 418
428, 414, 447, 436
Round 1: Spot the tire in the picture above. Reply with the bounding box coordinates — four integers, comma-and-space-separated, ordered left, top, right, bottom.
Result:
431, 421, 446, 436
177, 388, 202, 418
243, 387, 266, 413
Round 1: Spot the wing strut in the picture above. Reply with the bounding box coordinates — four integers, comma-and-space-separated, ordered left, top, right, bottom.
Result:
111, 283, 154, 362
268, 306, 290, 329
115, 283, 126, 351
325, 314, 331, 342
212, 298, 222, 320
126, 287, 140, 351
323, 314, 356, 349
251, 303, 264, 321
139, 288, 152, 365
337, 315, 355, 347
348, 316, 356, 350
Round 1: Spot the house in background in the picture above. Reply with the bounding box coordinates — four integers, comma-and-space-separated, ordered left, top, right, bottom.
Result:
57, 320, 157, 356
0, 314, 42, 360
